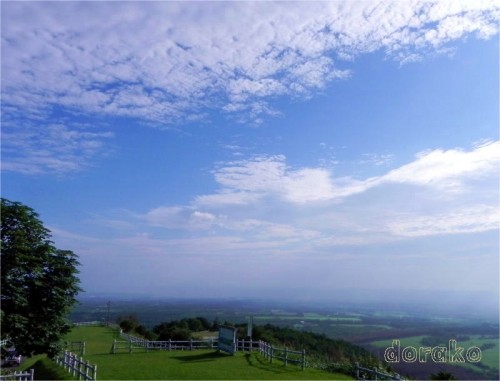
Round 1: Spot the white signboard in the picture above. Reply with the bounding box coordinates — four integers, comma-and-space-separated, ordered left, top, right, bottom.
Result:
218, 325, 237, 355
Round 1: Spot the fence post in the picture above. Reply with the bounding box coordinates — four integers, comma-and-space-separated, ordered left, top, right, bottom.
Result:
355, 362, 359, 380
75, 357, 82, 380
168, 339, 172, 351
85, 360, 90, 380
373, 367, 378, 380
30, 368, 35, 381
129, 339, 132, 353
284, 347, 288, 366
82, 341, 86, 356
190, 339, 193, 351
270, 345, 273, 364
71, 353, 77, 377
301, 349, 306, 370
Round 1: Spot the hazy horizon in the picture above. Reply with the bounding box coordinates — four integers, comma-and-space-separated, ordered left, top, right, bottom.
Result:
77, 288, 499, 320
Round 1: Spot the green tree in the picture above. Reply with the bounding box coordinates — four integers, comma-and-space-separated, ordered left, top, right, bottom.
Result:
117, 315, 139, 333
1, 198, 81, 357
430, 371, 457, 380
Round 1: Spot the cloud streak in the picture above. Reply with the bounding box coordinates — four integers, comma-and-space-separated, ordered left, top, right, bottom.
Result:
197, 140, 500, 206
1, 122, 114, 175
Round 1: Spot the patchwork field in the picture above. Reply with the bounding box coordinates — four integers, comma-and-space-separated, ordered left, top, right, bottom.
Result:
367, 334, 499, 380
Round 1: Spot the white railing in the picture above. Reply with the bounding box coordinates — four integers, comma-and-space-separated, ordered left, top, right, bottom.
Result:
116, 332, 306, 369
112, 335, 218, 353
54, 351, 97, 381
73, 321, 102, 327
254, 340, 306, 370
0, 370, 34, 381
66, 340, 86, 356
354, 362, 404, 380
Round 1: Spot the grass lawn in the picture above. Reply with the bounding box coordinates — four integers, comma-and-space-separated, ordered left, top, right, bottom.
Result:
17, 355, 74, 380
64, 326, 353, 380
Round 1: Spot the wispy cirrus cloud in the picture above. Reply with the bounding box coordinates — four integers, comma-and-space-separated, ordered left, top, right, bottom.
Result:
382, 140, 500, 191
196, 140, 500, 206
1, 122, 114, 175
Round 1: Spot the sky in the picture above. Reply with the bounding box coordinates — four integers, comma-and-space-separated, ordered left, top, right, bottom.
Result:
1, 1, 499, 309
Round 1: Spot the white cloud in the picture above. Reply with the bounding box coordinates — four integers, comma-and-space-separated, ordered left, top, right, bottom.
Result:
2, 1, 498, 175
2, 1, 498, 126
197, 155, 337, 205
196, 140, 499, 207
140, 206, 219, 231
1, 122, 114, 175
382, 140, 500, 192
387, 205, 500, 237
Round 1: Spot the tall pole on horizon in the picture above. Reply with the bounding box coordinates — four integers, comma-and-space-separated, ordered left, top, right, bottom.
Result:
106, 301, 111, 324
247, 315, 253, 351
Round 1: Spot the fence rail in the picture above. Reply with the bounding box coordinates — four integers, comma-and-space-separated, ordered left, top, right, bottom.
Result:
0, 370, 34, 381
256, 340, 306, 370
55, 351, 97, 381
355, 362, 404, 380
73, 321, 103, 327
112, 337, 218, 353
66, 340, 86, 356
115, 332, 306, 369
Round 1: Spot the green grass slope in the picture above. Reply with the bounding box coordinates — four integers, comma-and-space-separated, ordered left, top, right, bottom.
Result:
18, 355, 74, 380
63, 326, 353, 380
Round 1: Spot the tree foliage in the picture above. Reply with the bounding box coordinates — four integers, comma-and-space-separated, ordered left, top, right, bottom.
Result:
234, 323, 379, 368
430, 371, 458, 380
117, 315, 140, 333
1, 198, 81, 357
153, 317, 212, 340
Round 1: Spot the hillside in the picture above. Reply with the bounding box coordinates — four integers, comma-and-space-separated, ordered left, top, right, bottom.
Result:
21, 326, 354, 380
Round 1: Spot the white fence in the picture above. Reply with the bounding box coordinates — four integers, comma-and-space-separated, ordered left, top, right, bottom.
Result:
73, 321, 120, 330
354, 362, 404, 380
73, 321, 102, 327
66, 340, 86, 356
115, 332, 306, 369
255, 340, 306, 370
0, 370, 34, 381
112, 334, 218, 354
55, 351, 97, 381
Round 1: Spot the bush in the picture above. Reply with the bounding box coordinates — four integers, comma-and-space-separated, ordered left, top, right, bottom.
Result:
117, 315, 139, 333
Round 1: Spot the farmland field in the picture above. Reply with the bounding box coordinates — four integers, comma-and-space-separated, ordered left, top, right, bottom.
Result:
367, 334, 499, 380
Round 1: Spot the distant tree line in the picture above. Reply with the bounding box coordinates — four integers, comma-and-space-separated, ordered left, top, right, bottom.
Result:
116, 315, 216, 341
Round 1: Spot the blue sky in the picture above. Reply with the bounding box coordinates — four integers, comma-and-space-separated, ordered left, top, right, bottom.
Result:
1, 1, 499, 306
